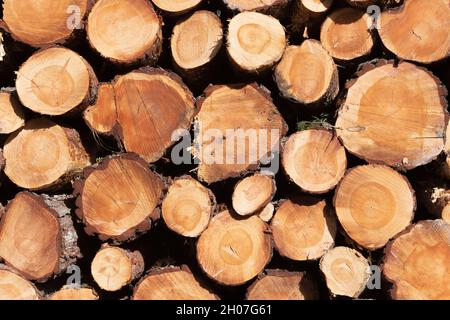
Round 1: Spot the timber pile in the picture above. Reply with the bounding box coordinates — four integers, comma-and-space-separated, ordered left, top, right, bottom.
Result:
0, 0, 448, 301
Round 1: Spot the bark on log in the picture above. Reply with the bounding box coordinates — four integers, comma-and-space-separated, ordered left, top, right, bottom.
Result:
0, 192, 81, 282
162, 176, 215, 237
334, 165, 415, 250
50, 286, 98, 300
335, 60, 448, 171
282, 129, 347, 194
133, 266, 218, 300
271, 195, 336, 261
222, 0, 292, 19
87, 0, 162, 65
291, 0, 333, 33
274, 39, 339, 106
246, 270, 318, 300
232, 174, 276, 216
3, 119, 90, 190
91, 245, 144, 292
0, 265, 41, 300
383, 220, 450, 300
196, 210, 272, 286
74, 154, 164, 242
153, 0, 203, 15
0, 89, 25, 134
319, 246, 370, 298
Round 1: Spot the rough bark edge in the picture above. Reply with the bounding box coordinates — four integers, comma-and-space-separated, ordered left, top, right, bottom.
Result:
335, 59, 449, 171
73, 153, 167, 243
222, 0, 293, 19
0, 263, 42, 299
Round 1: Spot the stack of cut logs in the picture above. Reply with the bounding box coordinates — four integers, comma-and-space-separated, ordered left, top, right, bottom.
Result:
0, 0, 449, 300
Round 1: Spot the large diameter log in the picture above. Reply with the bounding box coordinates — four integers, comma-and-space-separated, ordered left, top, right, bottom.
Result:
334, 165, 415, 250
383, 220, 450, 300
195, 84, 288, 183
2, 0, 90, 47
84, 68, 195, 163
152, 0, 203, 15
274, 40, 339, 106
16, 47, 98, 116
0, 192, 81, 282
197, 210, 272, 286
335, 60, 447, 171
271, 196, 336, 261
133, 266, 218, 300
87, 0, 162, 65
320, 8, 375, 63
91, 246, 144, 292
0, 265, 40, 300
227, 12, 287, 73
379, 0, 450, 64
246, 270, 318, 300
74, 154, 164, 242
282, 129, 347, 194
50, 286, 98, 300
320, 246, 371, 298
0, 90, 25, 134
222, 0, 292, 18
4, 119, 90, 190
162, 176, 215, 237
232, 174, 276, 216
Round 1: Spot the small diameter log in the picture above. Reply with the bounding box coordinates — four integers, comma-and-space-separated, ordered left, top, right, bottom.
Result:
74, 154, 164, 242
291, 0, 334, 32
258, 202, 275, 222
50, 286, 98, 300
320, 8, 375, 63
246, 270, 318, 300
282, 129, 347, 194
379, 0, 450, 64
227, 12, 286, 73
171, 11, 223, 79
232, 174, 276, 216
83, 68, 195, 163
4, 119, 90, 190
275, 40, 339, 106
271, 196, 336, 261
16, 47, 97, 116
335, 60, 447, 171
152, 0, 203, 15
319, 246, 371, 298
0, 90, 25, 134
91, 246, 144, 292
222, 0, 292, 19
383, 220, 450, 300
133, 266, 218, 300
334, 165, 415, 250
87, 0, 162, 65
0, 265, 40, 300
0, 192, 81, 282
2, 0, 90, 47
162, 176, 215, 237
197, 210, 272, 286
195, 84, 288, 183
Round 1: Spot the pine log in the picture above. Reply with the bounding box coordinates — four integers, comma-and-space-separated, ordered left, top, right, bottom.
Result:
197, 210, 272, 285
16, 47, 98, 116
275, 40, 339, 106
320, 8, 375, 63
194, 84, 288, 183
152, 0, 203, 15
335, 60, 448, 171
0, 89, 25, 134
319, 246, 370, 298
74, 154, 164, 242
50, 286, 98, 300
227, 12, 287, 73
258, 202, 275, 222
383, 220, 450, 300
162, 176, 215, 237
222, 0, 292, 19
334, 165, 415, 250
282, 129, 347, 194
133, 266, 218, 300
91, 245, 144, 292
271, 195, 336, 261
0, 192, 81, 282
3, 119, 90, 190
2, 0, 91, 47
0, 265, 40, 300
379, 0, 450, 64
232, 174, 276, 216
87, 0, 162, 65
291, 0, 333, 33
83, 68, 195, 163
